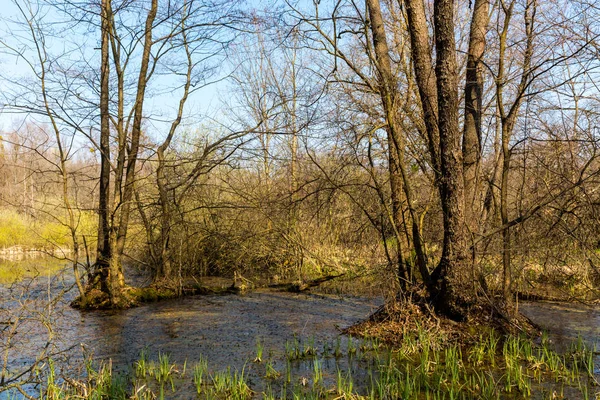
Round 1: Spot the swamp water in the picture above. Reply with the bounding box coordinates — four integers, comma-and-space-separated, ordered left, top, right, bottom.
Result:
1, 260, 599, 399
0, 264, 384, 398
520, 302, 600, 358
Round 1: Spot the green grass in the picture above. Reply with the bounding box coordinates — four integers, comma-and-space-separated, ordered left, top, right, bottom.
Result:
193, 355, 208, 394
254, 337, 264, 363
7, 330, 599, 399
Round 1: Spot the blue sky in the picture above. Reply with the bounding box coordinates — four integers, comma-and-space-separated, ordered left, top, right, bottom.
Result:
0, 0, 232, 140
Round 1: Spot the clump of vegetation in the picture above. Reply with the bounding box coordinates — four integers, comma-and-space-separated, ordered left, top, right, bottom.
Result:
0, 209, 97, 251
9, 328, 597, 399
0, 210, 29, 249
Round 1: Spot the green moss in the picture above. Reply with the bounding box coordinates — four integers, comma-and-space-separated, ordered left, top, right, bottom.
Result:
131, 287, 177, 302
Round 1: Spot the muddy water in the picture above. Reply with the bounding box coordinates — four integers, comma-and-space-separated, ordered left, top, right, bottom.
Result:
66, 294, 600, 373
1, 271, 382, 377
2, 259, 600, 398
6, 281, 600, 371
68, 289, 382, 370
520, 301, 600, 369
0, 270, 384, 398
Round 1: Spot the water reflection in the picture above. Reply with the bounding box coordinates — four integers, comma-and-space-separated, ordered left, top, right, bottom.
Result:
2, 259, 600, 397
68, 290, 382, 372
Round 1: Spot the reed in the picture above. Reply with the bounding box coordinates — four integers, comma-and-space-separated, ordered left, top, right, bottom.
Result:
24, 328, 599, 400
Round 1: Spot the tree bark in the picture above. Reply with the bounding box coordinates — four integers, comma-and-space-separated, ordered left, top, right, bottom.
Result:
403, 0, 473, 318
429, 0, 471, 320
111, 0, 158, 298
90, 0, 158, 306
463, 0, 489, 226
403, 0, 441, 178
96, 0, 112, 295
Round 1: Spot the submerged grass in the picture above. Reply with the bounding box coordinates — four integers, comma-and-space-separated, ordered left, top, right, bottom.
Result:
9, 326, 598, 399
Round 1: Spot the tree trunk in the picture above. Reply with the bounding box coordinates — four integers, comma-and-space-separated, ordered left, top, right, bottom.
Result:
95, 0, 112, 295
111, 0, 158, 297
463, 0, 489, 226
429, 0, 473, 319
500, 127, 512, 312
496, 0, 536, 316
404, 0, 441, 178
404, 0, 471, 318
367, 0, 431, 286
153, 6, 192, 281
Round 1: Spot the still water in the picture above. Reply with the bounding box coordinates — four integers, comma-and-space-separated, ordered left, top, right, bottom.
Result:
0, 264, 382, 391
1, 259, 599, 397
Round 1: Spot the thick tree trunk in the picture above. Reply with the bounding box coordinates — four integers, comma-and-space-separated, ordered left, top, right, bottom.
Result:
430, 0, 473, 319
113, 0, 158, 289
87, 0, 158, 306
404, 0, 471, 317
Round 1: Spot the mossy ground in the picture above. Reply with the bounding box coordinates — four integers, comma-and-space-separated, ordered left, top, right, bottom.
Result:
70, 278, 240, 310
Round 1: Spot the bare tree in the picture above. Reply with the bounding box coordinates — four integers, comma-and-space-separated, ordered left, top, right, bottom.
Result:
0, 1, 90, 300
